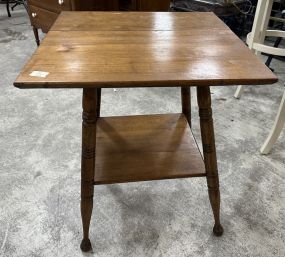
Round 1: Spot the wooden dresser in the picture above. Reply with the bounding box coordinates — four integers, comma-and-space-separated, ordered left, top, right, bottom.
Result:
27, 0, 170, 45
27, 0, 119, 45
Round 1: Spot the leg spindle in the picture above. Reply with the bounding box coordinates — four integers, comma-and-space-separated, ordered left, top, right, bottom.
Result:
80, 89, 98, 251
197, 86, 223, 236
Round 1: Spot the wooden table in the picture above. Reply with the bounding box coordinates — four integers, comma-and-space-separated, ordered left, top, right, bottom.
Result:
14, 11, 277, 252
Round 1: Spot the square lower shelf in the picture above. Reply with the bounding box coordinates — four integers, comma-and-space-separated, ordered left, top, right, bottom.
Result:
94, 113, 206, 185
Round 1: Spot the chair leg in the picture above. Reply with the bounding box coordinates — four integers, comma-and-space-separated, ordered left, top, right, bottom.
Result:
11, 2, 20, 11
234, 85, 244, 99
265, 37, 283, 68
234, 0, 273, 99
32, 27, 40, 46
6, 0, 11, 17
260, 91, 285, 154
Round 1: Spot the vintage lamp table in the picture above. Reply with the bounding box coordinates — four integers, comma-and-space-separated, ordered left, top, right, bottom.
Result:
14, 11, 277, 252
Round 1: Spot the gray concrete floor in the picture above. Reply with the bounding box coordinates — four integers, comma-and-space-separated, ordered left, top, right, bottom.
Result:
0, 5, 285, 257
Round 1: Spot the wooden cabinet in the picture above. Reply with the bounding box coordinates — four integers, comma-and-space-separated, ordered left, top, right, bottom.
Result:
27, 0, 170, 45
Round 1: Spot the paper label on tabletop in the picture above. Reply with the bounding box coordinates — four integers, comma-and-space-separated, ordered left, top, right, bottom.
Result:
29, 71, 49, 78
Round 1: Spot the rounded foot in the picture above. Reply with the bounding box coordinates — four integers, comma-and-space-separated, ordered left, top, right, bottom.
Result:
213, 224, 224, 237
80, 239, 92, 252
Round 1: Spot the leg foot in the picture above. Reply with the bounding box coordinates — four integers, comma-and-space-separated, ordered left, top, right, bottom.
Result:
213, 224, 224, 236
80, 239, 92, 252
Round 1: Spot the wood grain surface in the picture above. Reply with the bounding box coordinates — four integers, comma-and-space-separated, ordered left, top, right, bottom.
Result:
14, 12, 277, 88
94, 114, 205, 184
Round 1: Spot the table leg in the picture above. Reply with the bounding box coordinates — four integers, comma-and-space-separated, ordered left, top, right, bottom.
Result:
80, 88, 98, 252
197, 86, 223, 236
32, 27, 40, 46
181, 86, 191, 127
96, 88, 101, 119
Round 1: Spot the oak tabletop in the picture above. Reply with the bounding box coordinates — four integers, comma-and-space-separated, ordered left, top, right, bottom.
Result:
14, 12, 277, 88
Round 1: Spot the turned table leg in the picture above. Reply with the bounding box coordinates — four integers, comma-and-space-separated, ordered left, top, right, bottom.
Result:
80, 88, 98, 252
197, 86, 223, 236
181, 86, 191, 127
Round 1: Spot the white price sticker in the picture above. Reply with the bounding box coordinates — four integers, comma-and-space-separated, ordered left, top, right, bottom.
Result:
29, 71, 49, 78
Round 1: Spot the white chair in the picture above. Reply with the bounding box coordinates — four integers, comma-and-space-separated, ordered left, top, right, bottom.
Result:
234, 0, 285, 154
260, 91, 285, 154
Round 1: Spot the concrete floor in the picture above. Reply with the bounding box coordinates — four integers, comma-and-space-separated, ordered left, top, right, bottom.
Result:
0, 5, 285, 257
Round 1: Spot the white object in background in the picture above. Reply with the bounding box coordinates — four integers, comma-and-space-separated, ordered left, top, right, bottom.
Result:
233, 0, 285, 154
234, 0, 285, 99
260, 91, 285, 154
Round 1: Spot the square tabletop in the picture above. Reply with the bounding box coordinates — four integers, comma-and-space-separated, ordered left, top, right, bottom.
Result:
14, 12, 277, 88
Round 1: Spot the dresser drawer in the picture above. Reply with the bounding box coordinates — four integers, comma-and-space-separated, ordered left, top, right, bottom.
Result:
29, 0, 72, 13
29, 5, 59, 33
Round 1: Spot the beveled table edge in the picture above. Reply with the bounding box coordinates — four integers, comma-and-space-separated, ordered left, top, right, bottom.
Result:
14, 77, 278, 89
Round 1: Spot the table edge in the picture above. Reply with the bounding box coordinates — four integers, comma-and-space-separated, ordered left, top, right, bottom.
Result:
14, 77, 278, 89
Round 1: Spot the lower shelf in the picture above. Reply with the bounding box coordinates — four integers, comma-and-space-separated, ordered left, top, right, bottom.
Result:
94, 113, 206, 185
